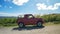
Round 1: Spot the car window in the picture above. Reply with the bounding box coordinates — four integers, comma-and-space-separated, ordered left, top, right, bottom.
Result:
28, 16, 33, 18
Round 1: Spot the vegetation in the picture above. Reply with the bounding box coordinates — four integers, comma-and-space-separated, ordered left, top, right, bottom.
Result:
0, 14, 60, 27
41, 14, 60, 23
0, 17, 17, 26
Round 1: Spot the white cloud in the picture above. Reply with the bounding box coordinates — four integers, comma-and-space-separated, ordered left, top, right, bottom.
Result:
36, 3, 60, 10
12, 0, 29, 6
36, 3, 47, 10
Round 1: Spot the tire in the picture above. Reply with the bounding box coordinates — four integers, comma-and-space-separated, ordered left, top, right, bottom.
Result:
19, 23, 24, 28
37, 22, 42, 27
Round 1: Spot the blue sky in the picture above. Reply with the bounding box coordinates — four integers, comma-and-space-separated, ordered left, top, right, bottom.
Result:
0, 0, 60, 16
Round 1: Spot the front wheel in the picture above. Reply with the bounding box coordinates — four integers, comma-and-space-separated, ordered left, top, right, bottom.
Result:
37, 22, 42, 27
19, 23, 25, 28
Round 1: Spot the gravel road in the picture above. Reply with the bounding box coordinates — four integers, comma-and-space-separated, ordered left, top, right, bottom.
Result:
0, 25, 60, 34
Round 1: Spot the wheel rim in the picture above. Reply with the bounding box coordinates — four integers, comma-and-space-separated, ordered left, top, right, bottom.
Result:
19, 23, 23, 27
37, 22, 41, 26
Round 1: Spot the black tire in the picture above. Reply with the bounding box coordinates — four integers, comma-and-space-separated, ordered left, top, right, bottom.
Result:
19, 23, 25, 28
37, 22, 42, 27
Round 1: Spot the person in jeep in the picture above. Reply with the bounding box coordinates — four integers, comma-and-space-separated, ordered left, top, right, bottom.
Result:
17, 14, 44, 28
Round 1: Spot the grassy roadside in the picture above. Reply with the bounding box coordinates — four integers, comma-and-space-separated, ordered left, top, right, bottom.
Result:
43, 22, 60, 26
0, 23, 17, 27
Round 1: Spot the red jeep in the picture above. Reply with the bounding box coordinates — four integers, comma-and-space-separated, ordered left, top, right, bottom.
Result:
17, 14, 44, 27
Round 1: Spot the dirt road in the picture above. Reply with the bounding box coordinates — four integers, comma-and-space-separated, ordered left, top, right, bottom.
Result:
0, 25, 60, 34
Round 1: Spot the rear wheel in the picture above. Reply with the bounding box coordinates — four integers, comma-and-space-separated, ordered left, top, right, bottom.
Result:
37, 22, 42, 27
19, 23, 25, 28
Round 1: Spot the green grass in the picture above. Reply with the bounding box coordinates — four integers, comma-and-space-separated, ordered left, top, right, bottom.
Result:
0, 23, 17, 27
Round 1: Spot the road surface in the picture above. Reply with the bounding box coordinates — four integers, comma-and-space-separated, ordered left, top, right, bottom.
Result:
0, 25, 60, 34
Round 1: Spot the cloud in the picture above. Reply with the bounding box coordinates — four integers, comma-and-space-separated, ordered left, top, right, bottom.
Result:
12, 0, 29, 6
36, 3, 60, 10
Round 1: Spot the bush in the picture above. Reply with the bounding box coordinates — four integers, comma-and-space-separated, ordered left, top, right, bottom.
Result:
41, 14, 60, 22
0, 17, 17, 26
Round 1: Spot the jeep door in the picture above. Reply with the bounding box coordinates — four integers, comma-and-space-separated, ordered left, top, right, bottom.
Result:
28, 15, 37, 25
